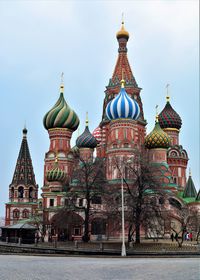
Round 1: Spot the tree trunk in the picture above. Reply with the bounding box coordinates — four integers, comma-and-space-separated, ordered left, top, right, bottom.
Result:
83, 186, 90, 243
135, 197, 142, 244
135, 222, 140, 244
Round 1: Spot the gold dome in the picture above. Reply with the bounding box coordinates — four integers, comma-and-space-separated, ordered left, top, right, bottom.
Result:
116, 21, 129, 40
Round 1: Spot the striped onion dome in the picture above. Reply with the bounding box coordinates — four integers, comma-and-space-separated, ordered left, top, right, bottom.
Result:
158, 96, 182, 130
106, 79, 140, 120
92, 126, 102, 143
43, 83, 79, 131
76, 115, 97, 149
145, 116, 171, 149
46, 160, 66, 182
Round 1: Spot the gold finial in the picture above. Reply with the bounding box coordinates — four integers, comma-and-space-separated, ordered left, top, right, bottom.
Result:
86, 112, 89, 126
189, 168, 192, 177
166, 84, 170, 102
116, 13, 129, 40
23, 122, 27, 136
122, 12, 124, 24
155, 105, 159, 123
121, 69, 125, 88
60, 72, 64, 93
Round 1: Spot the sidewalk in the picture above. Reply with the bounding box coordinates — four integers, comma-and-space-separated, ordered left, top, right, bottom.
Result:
0, 240, 200, 256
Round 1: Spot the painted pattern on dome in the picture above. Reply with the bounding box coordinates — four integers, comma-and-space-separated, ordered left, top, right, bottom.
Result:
46, 165, 66, 182
106, 87, 140, 120
43, 92, 79, 131
145, 122, 171, 149
158, 101, 182, 130
76, 126, 97, 149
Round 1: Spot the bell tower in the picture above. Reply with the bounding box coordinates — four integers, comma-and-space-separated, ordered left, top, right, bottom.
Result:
5, 128, 38, 225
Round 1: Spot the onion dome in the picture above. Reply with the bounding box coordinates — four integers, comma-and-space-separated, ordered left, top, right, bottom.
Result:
92, 126, 102, 143
145, 114, 171, 149
76, 113, 97, 149
116, 20, 129, 40
158, 95, 182, 130
46, 158, 66, 182
106, 79, 140, 120
43, 78, 79, 131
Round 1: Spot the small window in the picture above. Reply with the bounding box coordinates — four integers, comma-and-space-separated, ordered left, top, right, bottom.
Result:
18, 186, 24, 198
159, 197, 164, 205
22, 209, 29, 218
13, 209, 20, 218
173, 177, 177, 184
79, 198, 83, 207
50, 199, 54, 207
91, 196, 102, 204
113, 144, 117, 149
29, 187, 33, 198
124, 143, 129, 148
39, 201, 42, 209
74, 228, 81, 236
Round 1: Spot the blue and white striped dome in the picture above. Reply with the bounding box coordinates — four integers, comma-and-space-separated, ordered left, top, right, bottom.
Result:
106, 82, 140, 120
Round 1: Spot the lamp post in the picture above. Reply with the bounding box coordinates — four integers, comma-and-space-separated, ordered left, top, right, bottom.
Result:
121, 164, 126, 257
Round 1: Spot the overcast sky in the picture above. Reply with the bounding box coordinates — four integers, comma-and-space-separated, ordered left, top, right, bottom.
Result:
0, 0, 199, 217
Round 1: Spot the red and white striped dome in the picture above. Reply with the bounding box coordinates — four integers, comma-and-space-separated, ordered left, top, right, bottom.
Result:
92, 126, 102, 143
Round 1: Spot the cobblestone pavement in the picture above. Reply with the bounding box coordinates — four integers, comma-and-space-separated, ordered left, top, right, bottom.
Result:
0, 255, 199, 280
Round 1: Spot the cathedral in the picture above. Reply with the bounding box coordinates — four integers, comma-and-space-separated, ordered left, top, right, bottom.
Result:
5, 21, 200, 241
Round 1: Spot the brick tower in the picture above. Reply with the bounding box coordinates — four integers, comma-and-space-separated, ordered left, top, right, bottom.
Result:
158, 91, 188, 189
94, 20, 146, 159
5, 128, 38, 225
42, 77, 80, 224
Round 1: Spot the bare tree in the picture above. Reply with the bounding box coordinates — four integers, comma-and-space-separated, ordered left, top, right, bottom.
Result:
68, 156, 106, 242
115, 150, 168, 244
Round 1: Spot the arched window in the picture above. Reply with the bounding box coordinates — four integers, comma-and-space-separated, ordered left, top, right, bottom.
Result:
13, 209, 20, 219
29, 187, 33, 198
91, 219, 106, 235
22, 209, 29, 218
18, 186, 24, 198
159, 197, 164, 205
169, 198, 182, 210
39, 201, 42, 209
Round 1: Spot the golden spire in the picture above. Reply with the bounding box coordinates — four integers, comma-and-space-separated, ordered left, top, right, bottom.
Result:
155, 105, 159, 123
86, 112, 89, 127
60, 72, 64, 93
166, 84, 170, 102
120, 69, 125, 88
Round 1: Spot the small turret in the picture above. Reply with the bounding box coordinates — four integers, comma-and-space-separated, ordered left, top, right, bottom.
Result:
183, 169, 197, 198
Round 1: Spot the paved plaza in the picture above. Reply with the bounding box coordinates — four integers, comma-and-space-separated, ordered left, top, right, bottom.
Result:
0, 255, 199, 280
